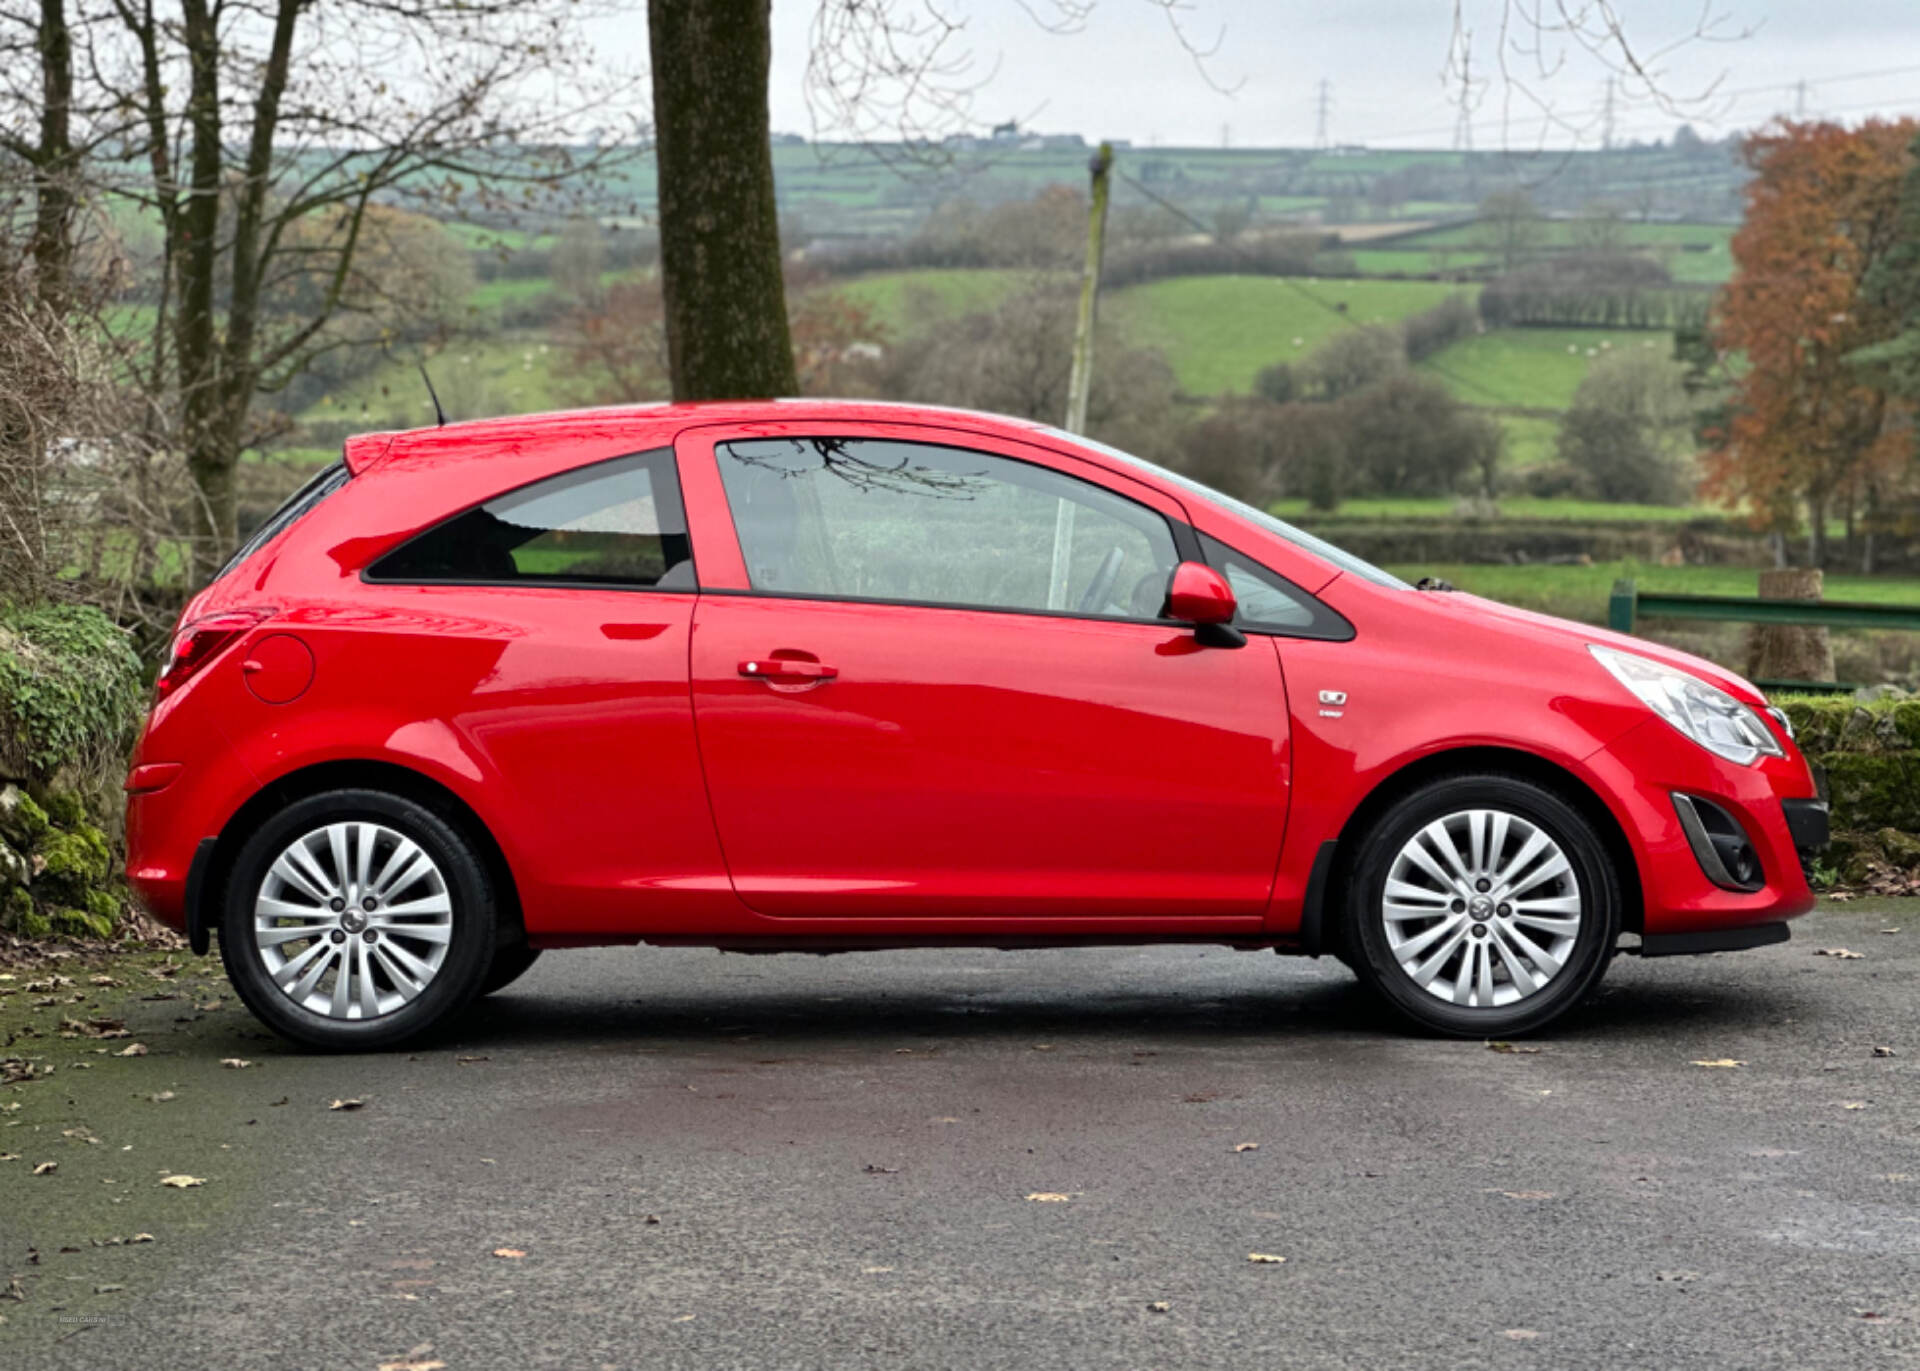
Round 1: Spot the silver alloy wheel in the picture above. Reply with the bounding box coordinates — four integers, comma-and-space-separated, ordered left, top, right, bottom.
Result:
253, 822, 453, 1020
1381, 808, 1583, 1010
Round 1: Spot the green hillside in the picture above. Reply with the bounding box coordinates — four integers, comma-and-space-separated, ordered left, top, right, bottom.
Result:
1104, 275, 1470, 396
1418, 327, 1676, 411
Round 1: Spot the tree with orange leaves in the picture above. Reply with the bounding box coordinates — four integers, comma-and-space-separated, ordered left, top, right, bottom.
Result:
1705, 119, 1918, 567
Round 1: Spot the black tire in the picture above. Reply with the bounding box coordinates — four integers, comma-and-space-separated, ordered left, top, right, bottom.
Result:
479, 944, 542, 996
1343, 773, 1621, 1038
218, 789, 499, 1051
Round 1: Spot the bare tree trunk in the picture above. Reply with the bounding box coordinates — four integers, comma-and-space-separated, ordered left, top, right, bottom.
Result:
29, 0, 76, 317
1745, 568, 1835, 684
648, 0, 796, 401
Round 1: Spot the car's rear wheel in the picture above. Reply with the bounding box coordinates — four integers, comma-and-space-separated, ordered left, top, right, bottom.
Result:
479, 944, 542, 996
219, 789, 499, 1051
1344, 774, 1620, 1037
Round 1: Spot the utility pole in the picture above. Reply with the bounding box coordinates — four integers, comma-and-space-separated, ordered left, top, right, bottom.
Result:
1794, 79, 1809, 118
1452, 45, 1474, 153
1601, 76, 1616, 151
1063, 142, 1113, 438
1314, 79, 1333, 150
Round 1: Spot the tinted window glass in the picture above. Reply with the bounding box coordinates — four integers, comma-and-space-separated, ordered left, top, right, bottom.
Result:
718, 438, 1178, 619
1043, 427, 1412, 590
371, 448, 692, 588
1200, 534, 1353, 641
216, 461, 349, 580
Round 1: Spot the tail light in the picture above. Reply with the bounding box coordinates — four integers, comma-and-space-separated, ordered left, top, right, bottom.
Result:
155, 608, 274, 700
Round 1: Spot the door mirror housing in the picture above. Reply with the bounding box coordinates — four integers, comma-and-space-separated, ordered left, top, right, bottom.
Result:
1166, 562, 1247, 647
1167, 561, 1237, 625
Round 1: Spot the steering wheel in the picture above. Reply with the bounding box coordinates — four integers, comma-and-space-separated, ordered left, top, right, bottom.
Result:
1077, 546, 1127, 614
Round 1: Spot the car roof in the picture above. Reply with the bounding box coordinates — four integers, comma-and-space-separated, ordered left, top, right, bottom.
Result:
345, 399, 1056, 476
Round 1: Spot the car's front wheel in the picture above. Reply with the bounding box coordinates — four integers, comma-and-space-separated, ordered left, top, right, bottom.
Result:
219, 789, 500, 1051
1345, 774, 1621, 1037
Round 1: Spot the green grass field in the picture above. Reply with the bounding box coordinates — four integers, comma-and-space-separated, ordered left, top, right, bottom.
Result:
1105, 275, 1472, 396
826, 268, 1032, 334
1377, 560, 1920, 625
305, 336, 582, 430
1285, 496, 1703, 523
1419, 327, 1675, 411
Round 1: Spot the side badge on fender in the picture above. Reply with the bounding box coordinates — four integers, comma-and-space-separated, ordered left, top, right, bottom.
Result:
1318, 688, 1347, 719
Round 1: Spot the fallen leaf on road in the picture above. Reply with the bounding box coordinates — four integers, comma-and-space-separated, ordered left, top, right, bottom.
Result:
1486, 1041, 1541, 1054
88, 975, 117, 987
60, 1017, 128, 1040
1843, 1101, 1869, 1110
219, 1058, 252, 1069
862, 1163, 899, 1174
129, 1233, 153, 1243
159, 1175, 203, 1188
1247, 1252, 1287, 1264
0, 1154, 15, 1162
94, 1283, 124, 1294
1815, 948, 1864, 959
1874, 1046, 1898, 1058
1031, 1044, 1055, 1052
115, 1043, 148, 1057
1232, 1142, 1259, 1153
861, 1265, 893, 1274
1147, 1300, 1171, 1312
1024, 1192, 1072, 1203
1879, 927, 1899, 935
491, 1247, 526, 1259
1500, 1190, 1555, 1200
1504, 1329, 1541, 1341
377, 1344, 446, 1371
329, 1098, 366, 1112
456, 1055, 488, 1065
148, 1091, 175, 1102
32, 1161, 55, 1175
1691, 1059, 1745, 1068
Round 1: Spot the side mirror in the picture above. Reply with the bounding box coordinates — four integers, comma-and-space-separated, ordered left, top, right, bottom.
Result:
1165, 562, 1247, 648
1167, 561, 1237, 625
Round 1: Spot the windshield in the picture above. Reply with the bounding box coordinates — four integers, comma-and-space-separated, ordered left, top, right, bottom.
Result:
1044, 429, 1412, 590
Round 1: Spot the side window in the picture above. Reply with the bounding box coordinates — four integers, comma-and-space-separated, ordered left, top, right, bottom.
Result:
1200, 533, 1353, 641
370, 448, 693, 589
716, 437, 1178, 620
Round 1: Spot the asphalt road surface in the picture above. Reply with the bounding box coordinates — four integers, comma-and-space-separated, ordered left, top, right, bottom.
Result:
4, 900, 1918, 1369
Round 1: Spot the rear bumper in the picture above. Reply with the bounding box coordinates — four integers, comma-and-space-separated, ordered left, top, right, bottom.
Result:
1587, 718, 1822, 937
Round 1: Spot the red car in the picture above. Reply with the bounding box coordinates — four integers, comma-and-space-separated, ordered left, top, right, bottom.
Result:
124, 401, 1828, 1049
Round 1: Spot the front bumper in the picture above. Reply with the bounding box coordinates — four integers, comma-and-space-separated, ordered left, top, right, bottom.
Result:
1585, 717, 1822, 937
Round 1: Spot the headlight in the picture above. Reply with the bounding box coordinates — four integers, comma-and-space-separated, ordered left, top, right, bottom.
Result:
1589, 645, 1785, 766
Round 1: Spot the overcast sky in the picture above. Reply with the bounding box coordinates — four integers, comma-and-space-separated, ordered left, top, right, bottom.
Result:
611, 1, 1920, 150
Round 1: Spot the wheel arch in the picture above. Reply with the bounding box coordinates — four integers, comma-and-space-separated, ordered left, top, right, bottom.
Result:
1317, 745, 1644, 951
197, 759, 525, 950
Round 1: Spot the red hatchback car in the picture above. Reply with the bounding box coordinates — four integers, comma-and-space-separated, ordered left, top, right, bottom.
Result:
125, 401, 1828, 1049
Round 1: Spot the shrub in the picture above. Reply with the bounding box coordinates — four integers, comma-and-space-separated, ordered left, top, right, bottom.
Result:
0, 603, 145, 785
1340, 374, 1501, 498
1401, 294, 1479, 363
1555, 350, 1696, 504
1303, 325, 1404, 400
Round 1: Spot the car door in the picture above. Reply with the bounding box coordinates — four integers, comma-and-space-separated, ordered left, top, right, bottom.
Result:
680, 424, 1292, 922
